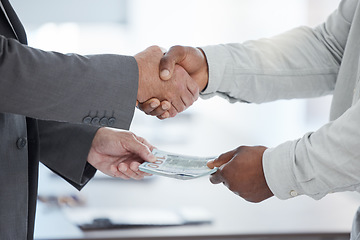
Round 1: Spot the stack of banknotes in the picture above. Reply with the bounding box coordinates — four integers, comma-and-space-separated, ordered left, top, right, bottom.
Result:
139, 149, 218, 180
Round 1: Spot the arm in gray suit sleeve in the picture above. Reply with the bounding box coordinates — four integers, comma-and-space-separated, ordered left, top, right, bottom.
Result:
38, 120, 99, 190
0, 35, 138, 129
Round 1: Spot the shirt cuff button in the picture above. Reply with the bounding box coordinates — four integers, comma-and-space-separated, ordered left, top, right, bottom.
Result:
290, 190, 298, 197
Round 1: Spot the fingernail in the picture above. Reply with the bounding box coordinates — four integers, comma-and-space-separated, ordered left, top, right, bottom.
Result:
162, 103, 169, 110
161, 69, 170, 78
161, 112, 170, 119
150, 101, 159, 108
118, 165, 127, 172
148, 153, 156, 162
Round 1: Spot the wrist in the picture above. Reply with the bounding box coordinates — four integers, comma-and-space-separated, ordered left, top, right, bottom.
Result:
196, 48, 209, 92
134, 55, 145, 102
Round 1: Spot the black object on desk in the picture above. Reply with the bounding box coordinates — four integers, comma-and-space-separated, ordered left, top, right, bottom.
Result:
64, 207, 213, 231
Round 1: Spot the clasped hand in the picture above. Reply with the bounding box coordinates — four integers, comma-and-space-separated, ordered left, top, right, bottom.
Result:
135, 45, 209, 119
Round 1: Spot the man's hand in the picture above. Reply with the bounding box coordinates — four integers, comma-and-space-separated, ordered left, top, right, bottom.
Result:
87, 128, 156, 180
207, 146, 274, 203
135, 46, 199, 117
160, 45, 209, 90
137, 45, 208, 119
137, 98, 172, 119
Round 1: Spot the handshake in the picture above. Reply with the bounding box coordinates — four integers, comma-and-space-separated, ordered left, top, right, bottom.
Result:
135, 45, 209, 119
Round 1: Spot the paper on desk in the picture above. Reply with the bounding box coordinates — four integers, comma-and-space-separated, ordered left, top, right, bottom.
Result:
139, 149, 217, 180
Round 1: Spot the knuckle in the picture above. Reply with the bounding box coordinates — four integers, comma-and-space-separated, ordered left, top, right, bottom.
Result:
170, 45, 181, 51
227, 183, 237, 193
237, 145, 245, 151
170, 45, 185, 56
178, 105, 186, 112
210, 175, 219, 184
149, 45, 160, 51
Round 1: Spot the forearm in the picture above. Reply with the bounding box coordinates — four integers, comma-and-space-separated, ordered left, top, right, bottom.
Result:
263, 100, 360, 200
199, 0, 359, 104
0, 36, 138, 129
200, 26, 339, 103
38, 120, 98, 190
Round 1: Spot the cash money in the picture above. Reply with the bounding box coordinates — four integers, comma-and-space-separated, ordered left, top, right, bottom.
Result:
139, 149, 218, 180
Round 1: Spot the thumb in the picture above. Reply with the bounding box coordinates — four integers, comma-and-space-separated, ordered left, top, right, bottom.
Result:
160, 45, 187, 80
126, 135, 156, 163
207, 150, 236, 168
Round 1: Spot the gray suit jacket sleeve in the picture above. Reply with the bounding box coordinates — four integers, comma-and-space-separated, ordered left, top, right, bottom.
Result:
38, 120, 98, 190
0, 35, 138, 130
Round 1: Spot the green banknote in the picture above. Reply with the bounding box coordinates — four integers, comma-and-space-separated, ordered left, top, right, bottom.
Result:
139, 149, 218, 180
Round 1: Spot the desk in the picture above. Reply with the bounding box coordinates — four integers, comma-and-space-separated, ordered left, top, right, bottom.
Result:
35, 106, 360, 240
35, 167, 360, 240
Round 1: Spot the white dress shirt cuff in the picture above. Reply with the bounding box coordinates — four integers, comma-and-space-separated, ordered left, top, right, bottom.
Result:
198, 45, 234, 100
263, 140, 304, 200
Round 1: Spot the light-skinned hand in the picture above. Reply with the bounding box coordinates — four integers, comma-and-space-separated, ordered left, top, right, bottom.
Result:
138, 45, 208, 119
87, 127, 156, 180
135, 46, 199, 117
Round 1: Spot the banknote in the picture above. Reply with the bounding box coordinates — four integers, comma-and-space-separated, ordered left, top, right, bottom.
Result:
139, 149, 218, 180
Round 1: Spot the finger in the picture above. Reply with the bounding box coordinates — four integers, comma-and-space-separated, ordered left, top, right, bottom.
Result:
180, 88, 197, 108
187, 78, 200, 100
111, 164, 130, 180
153, 101, 171, 119
137, 98, 160, 114
157, 111, 170, 120
134, 135, 156, 157
118, 162, 144, 180
139, 171, 152, 177
147, 101, 170, 117
170, 65, 195, 111
171, 100, 186, 113
129, 162, 152, 177
160, 46, 187, 80
125, 135, 156, 162
207, 150, 236, 168
118, 162, 142, 180
167, 106, 178, 118
170, 92, 187, 113
209, 171, 224, 184
161, 101, 171, 111
137, 100, 171, 118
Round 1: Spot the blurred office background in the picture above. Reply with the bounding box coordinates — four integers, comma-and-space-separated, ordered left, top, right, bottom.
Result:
10, 0, 360, 239
11, 0, 340, 157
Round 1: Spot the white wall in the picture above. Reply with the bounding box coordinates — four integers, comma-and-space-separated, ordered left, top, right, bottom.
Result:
14, 0, 341, 155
